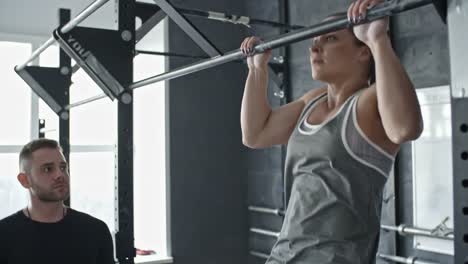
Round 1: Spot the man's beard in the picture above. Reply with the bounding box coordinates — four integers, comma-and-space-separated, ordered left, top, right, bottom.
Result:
30, 181, 70, 202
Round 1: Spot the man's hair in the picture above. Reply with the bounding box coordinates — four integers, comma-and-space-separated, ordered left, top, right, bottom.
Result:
324, 12, 376, 84
19, 138, 62, 173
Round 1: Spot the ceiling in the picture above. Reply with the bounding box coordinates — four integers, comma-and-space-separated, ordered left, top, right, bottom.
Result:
0, 0, 158, 38
0, 0, 163, 50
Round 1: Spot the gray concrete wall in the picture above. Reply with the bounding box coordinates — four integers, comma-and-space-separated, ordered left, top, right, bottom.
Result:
243, 2, 286, 263
166, 0, 248, 263
392, 5, 453, 264
244, 0, 452, 263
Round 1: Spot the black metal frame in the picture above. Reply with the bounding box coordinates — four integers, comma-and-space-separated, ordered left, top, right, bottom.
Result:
56, 2, 137, 263
16, 2, 136, 263
116, 1, 136, 263
278, 0, 290, 212
38, 119, 46, 139
36, 0, 286, 112
58, 9, 72, 208
447, 0, 468, 261
53, 26, 128, 100
451, 98, 468, 263
27, 9, 71, 170
14, 51, 72, 120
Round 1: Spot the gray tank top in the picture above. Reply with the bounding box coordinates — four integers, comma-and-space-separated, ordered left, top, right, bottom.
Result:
266, 90, 394, 264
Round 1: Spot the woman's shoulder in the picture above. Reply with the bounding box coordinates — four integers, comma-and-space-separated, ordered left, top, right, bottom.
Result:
358, 84, 377, 107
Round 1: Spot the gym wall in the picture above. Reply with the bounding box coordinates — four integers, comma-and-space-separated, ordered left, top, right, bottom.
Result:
245, 0, 452, 263
166, 0, 248, 263
392, 4, 452, 263
243, 1, 285, 264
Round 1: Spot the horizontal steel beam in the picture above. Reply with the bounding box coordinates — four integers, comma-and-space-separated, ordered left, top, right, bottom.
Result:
381, 224, 454, 240
378, 253, 440, 264
249, 250, 270, 260
55, 0, 438, 110
129, 0, 434, 90
248, 205, 285, 216
250, 227, 280, 238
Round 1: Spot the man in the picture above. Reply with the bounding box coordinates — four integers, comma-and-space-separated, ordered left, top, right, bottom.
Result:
0, 138, 115, 264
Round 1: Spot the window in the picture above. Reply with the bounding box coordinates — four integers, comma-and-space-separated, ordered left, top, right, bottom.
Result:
412, 85, 453, 255
0, 41, 32, 220
69, 70, 117, 145
0, 41, 32, 145
134, 18, 169, 262
38, 44, 118, 233
39, 44, 60, 141
0, 19, 169, 262
70, 151, 116, 231
68, 66, 117, 231
0, 154, 29, 218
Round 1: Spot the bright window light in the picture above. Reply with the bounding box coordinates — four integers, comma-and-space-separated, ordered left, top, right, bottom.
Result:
0, 41, 32, 220
70, 69, 117, 145
0, 41, 32, 145
0, 18, 169, 262
70, 151, 116, 231
39, 44, 60, 141
134, 18, 168, 262
68, 64, 117, 233
39, 44, 60, 68
0, 154, 29, 219
37, 43, 119, 234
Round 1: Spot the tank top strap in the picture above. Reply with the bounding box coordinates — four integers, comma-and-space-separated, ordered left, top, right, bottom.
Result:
298, 91, 327, 122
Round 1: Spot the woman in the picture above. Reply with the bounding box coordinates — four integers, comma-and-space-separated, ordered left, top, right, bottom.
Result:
240, 0, 423, 263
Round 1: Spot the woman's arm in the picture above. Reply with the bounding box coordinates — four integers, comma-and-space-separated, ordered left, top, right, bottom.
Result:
349, 0, 424, 144
368, 36, 423, 144
240, 37, 323, 148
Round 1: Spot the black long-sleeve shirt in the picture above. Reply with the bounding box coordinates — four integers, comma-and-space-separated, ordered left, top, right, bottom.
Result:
0, 208, 115, 264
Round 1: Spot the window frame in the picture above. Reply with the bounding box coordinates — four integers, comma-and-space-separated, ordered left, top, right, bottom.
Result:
0, 26, 171, 262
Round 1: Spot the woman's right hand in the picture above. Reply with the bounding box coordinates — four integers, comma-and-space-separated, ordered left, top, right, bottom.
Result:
240, 36, 272, 69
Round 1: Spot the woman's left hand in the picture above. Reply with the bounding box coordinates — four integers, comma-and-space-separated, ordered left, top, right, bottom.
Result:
347, 0, 389, 45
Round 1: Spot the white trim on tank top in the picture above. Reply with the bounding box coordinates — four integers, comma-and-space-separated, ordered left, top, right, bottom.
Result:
303, 120, 321, 130
341, 96, 391, 178
298, 94, 354, 136
352, 95, 395, 160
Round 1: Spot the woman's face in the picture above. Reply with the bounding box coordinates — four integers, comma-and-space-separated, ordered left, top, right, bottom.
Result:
309, 28, 368, 83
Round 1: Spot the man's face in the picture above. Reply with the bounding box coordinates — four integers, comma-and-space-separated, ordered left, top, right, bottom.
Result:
27, 148, 70, 202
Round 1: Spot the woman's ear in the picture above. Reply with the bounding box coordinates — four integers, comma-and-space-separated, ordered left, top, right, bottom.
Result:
18, 173, 31, 189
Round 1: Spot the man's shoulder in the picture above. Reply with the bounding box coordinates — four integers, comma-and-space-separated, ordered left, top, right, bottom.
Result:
0, 210, 24, 235
68, 209, 108, 229
0, 210, 23, 226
